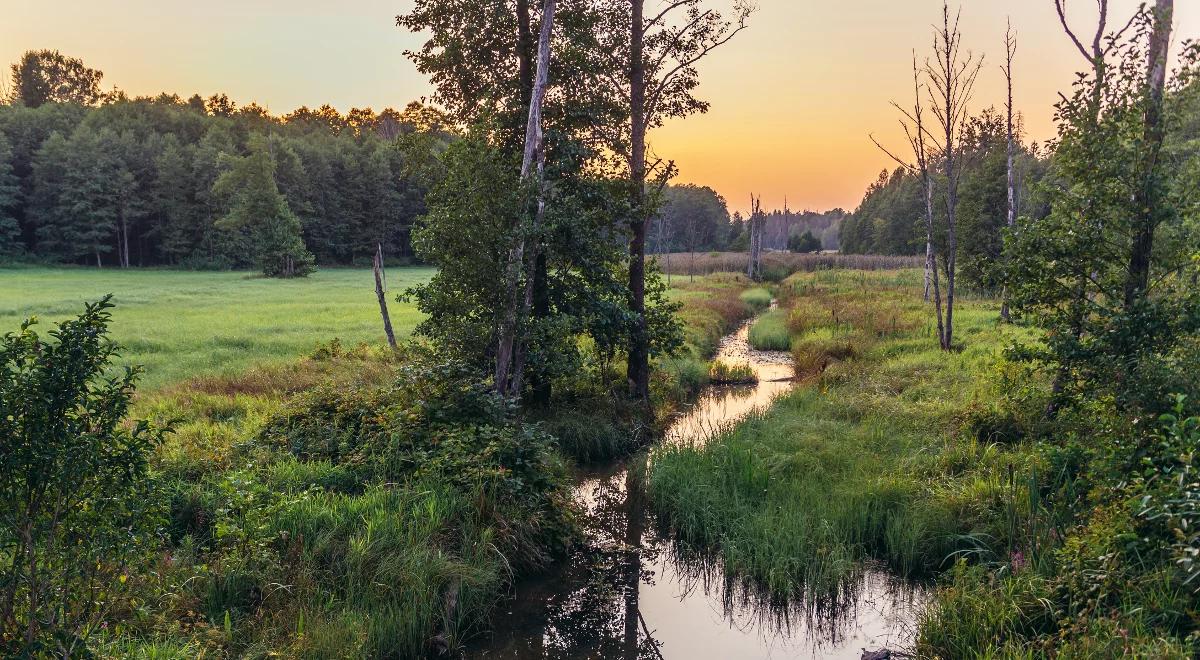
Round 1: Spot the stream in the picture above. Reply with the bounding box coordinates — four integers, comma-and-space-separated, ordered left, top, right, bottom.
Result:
466, 314, 924, 659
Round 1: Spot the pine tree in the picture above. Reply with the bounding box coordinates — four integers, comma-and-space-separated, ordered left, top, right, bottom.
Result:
0, 133, 20, 255
213, 136, 314, 277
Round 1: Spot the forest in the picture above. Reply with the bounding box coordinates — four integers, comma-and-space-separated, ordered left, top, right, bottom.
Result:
3, 0, 1200, 659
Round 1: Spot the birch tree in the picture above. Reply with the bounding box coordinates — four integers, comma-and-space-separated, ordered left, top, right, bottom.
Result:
496, 0, 558, 396
1001, 20, 1017, 322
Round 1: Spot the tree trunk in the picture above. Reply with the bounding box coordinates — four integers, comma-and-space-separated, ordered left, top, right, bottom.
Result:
495, 0, 557, 397
942, 98, 957, 350
1125, 0, 1173, 309
374, 244, 397, 349
925, 175, 946, 344
1002, 23, 1016, 322
627, 0, 650, 402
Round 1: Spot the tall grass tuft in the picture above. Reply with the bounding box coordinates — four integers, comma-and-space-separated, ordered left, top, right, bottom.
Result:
747, 310, 791, 351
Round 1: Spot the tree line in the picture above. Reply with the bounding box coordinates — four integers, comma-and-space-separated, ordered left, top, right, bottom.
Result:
0, 50, 451, 272
650, 183, 842, 255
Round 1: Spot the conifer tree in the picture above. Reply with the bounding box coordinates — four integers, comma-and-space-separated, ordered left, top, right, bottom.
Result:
213, 136, 314, 277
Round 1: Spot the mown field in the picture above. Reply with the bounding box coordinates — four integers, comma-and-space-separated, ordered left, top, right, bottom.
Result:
0, 266, 432, 390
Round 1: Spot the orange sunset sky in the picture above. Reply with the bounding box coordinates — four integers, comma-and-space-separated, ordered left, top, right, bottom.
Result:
3, 0, 1197, 214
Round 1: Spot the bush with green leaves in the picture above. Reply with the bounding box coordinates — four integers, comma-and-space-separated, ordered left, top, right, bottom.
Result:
0, 296, 166, 656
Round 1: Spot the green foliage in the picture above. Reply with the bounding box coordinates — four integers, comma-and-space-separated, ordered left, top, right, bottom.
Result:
1137, 396, 1200, 592
0, 133, 18, 255
212, 136, 314, 277
1009, 31, 1200, 420
408, 128, 682, 398
8, 50, 103, 108
787, 229, 821, 253
653, 184, 732, 253
0, 96, 445, 267
0, 297, 165, 655
259, 352, 571, 556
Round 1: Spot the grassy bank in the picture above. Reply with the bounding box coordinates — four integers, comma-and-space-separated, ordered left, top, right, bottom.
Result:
106, 344, 572, 657
648, 269, 1045, 600
0, 266, 431, 390
658, 274, 768, 396
65, 270, 764, 656
649, 268, 1200, 656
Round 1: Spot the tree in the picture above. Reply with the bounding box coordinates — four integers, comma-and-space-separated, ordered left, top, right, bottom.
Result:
1001, 20, 1017, 321
1010, 2, 1197, 418
32, 129, 126, 266
8, 50, 103, 108
0, 134, 19, 255
593, 0, 753, 399
925, 3, 983, 350
0, 297, 165, 656
788, 230, 821, 253
212, 136, 315, 278
496, 0, 558, 397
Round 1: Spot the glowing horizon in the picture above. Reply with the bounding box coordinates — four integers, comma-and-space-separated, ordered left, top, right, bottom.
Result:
4, 0, 1197, 214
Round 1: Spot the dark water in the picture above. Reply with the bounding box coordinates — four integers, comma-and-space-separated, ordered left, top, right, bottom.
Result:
466, 318, 924, 659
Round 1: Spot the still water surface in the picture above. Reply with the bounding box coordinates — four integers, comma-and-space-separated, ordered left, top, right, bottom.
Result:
467, 316, 924, 659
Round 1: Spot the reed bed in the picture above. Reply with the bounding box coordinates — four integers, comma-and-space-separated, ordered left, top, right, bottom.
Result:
652, 252, 924, 279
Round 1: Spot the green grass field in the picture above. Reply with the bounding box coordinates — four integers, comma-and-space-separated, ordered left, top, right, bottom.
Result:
0, 266, 432, 391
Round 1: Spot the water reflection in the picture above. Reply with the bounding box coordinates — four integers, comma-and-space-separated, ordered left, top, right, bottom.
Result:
466, 316, 925, 659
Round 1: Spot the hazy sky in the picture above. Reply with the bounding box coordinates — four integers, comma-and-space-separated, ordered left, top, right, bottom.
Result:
3, 0, 1198, 214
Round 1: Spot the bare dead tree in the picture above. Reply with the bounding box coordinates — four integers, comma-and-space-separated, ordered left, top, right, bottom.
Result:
746, 194, 764, 281
925, 2, 982, 350
373, 244, 397, 349
1055, 0, 1140, 101
1001, 18, 1017, 323
871, 51, 945, 347
495, 0, 557, 397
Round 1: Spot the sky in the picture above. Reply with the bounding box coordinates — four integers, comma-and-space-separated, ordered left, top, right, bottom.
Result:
3, 0, 1198, 214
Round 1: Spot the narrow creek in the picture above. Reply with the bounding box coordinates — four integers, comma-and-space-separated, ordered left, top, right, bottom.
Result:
467, 311, 924, 659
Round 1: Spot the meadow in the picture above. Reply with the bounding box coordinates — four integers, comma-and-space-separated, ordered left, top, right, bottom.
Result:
0, 266, 432, 391
0, 267, 760, 657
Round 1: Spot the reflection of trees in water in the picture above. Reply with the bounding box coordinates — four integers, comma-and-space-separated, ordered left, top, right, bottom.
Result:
530, 462, 665, 659
661, 538, 918, 653
468, 460, 923, 659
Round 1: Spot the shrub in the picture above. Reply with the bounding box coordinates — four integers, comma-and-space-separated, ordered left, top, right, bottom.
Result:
0, 297, 167, 656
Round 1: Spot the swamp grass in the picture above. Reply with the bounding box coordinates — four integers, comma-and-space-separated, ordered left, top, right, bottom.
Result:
648, 269, 1047, 604
747, 309, 791, 351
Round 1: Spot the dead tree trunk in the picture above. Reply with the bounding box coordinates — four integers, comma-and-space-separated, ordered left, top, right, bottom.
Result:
927, 3, 981, 351
374, 244, 397, 349
495, 0, 557, 397
1001, 20, 1016, 323
511, 0, 559, 396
